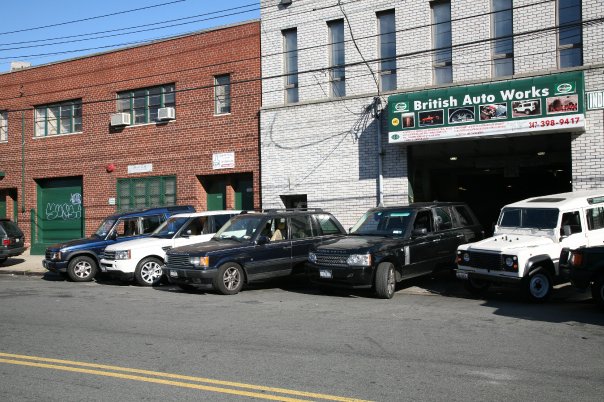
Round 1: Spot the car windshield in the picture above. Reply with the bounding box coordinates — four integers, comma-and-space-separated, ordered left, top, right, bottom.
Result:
350, 209, 412, 236
151, 217, 191, 239
214, 215, 264, 241
94, 218, 117, 238
499, 208, 559, 229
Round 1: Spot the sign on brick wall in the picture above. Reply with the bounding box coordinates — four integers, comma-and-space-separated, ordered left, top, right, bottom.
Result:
388, 71, 585, 144
213, 152, 235, 169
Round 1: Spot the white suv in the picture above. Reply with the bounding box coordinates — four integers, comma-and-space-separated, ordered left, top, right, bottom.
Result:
456, 190, 604, 301
100, 210, 240, 286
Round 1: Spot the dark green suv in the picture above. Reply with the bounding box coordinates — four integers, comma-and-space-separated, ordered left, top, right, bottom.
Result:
0, 219, 27, 265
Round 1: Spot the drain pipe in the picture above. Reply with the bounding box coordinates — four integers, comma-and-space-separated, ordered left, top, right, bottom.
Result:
374, 97, 384, 207
21, 111, 25, 213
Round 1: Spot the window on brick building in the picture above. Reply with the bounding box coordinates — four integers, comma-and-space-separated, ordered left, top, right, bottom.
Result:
328, 19, 345, 97
117, 176, 176, 212
283, 28, 299, 103
214, 74, 231, 115
492, 0, 514, 77
377, 10, 396, 92
117, 84, 175, 125
432, 1, 452, 84
558, 0, 582, 68
0, 111, 7, 142
34, 100, 82, 137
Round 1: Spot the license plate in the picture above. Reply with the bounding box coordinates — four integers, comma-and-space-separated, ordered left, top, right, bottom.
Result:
456, 271, 468, 280
169, 270, 178, 278
319, 269, 332, 279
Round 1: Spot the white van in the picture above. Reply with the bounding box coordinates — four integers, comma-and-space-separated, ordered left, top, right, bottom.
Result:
456, 190, 604, 301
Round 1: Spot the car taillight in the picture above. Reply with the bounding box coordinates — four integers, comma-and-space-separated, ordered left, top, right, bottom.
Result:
2, 238, 9, 246
569, 252, 583, 267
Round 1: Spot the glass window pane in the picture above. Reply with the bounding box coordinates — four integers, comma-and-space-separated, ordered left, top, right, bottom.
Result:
328, 20, 345, 97
163, 85, 175, 107
0, 111, 7, 141
283, 28, 298, 103
434, 66, 453, 85
560, 47, 582, 68
215, 75, 231, 114
378, 10, 396, 91
494, 57, 514, 77
117, 94, 130, 112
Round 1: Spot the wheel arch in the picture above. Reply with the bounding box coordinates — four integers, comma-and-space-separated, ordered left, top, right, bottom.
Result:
525, 255, 555, 277
67, 251, 100, 265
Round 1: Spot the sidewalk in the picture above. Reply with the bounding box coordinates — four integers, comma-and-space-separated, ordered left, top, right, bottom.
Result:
0, 249, 46, 276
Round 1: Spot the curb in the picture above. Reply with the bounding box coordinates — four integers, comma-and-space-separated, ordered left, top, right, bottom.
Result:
0, 270, 46, 277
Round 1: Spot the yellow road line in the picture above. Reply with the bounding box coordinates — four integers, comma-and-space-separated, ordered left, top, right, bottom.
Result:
0, 352, 371, 402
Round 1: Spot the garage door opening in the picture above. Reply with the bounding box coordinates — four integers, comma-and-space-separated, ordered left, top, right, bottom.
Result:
409, 133, 572, 234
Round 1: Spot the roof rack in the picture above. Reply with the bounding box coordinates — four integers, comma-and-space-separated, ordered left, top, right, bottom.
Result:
261, 208, 325, 213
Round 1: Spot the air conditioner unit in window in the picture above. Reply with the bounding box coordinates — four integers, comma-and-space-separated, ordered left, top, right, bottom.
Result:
157, 107, 175, 121
110, 113, 131, 126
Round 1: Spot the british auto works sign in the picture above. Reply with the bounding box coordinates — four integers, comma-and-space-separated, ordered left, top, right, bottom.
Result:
388, 71, 585, 143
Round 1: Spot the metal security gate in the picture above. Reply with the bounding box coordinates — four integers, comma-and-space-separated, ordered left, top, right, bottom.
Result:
32, 177, 84, 254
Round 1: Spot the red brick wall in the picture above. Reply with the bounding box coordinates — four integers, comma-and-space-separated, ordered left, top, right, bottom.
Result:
0, 21, 261, 241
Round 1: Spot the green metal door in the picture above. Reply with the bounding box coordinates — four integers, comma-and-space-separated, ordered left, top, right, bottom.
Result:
33, 177, 84, 254
0, 196, 6, 218
234, 177, 254, 210
206, 179, 226, 211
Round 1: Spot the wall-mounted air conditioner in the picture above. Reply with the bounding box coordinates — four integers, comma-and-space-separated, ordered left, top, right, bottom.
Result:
157, 107, 176, 121
110, 113, 131, 126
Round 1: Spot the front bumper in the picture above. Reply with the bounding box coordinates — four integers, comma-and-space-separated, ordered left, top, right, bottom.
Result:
99, 258, 136, 274
306, 263, 375, 289
42, 259, 68, 273
455, 267, 522, 284
163, 267, 218, 290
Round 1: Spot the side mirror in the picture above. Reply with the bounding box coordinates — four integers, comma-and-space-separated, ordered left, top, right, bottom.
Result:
412, 228, 428, 237
256, 236, 270, 245
348, 227, 353, 234
109, 231, 118, 240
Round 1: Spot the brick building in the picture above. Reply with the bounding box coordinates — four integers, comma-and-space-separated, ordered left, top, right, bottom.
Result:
260, 0, 604, 230
0, 21, 261, 253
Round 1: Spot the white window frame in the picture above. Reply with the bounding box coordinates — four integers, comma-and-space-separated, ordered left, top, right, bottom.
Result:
0, 111, 7, 142
214, 74, 231, 115
328, 19, 346, 98
283, 28, 299, 104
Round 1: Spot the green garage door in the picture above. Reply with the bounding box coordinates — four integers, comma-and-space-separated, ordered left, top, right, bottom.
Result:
0, 196, 5, 218
234, 177, 254, 210
33, 177, 84, 254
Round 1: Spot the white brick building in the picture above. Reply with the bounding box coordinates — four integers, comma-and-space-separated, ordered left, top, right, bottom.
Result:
260, 0, 604, 230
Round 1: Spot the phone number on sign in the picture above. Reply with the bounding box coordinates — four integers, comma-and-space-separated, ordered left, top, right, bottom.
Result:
528, 117, 581, 129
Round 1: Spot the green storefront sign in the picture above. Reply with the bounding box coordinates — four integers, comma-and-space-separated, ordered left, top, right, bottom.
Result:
388, 71, 585, 143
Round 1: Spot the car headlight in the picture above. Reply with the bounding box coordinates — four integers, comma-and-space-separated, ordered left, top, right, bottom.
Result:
308, 252, 317, 264
114, 250, 131, 260
49, 251, 62, 261
463, 253, 470, 263
189, 256, 209, 268
346, 254, 372, 266
503, 255, 518, 271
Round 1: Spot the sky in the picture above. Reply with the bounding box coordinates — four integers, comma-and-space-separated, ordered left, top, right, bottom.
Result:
0, 0, 260, 73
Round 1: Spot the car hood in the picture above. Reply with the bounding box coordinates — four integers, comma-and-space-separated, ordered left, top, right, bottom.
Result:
104, 237, 167, 251
47, 237, 104, 251
314, 235, 402, 254
465, 234, 554, 253
168, 239, 247, 255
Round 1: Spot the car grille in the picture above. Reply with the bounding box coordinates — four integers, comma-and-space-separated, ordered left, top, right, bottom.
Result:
314, 253, 348, 267
45, 250, 52, 259
103, 251, 116, 260
166, 254, 193, 270
464, 251, 504, 271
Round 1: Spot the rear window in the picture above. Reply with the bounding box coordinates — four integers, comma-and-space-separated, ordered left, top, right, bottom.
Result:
315, 214, 342, 235
0, 221, 23, 237
453, 205, 474, 226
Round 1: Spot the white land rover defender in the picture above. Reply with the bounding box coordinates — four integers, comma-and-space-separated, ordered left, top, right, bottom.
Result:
456, 190, 604, 301
100, 210, 240, 286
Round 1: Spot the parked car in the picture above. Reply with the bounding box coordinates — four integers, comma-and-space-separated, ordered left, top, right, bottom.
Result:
43, 205, 195, 282
456, 190, 604, 302
163, 209, 346, 295
306, 203, 483, 299
513, 100, 539, 114
99, 210, 240, 286
0, 219, 27, 265
560, 246, 604, 308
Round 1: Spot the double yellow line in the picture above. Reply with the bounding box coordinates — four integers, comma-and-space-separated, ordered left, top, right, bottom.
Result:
0, 352, 370, 402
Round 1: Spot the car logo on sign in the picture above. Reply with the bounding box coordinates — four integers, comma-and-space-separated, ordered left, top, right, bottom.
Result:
394, 102, 409, 112
555, 82, 575, 95
391, 134, 400, 140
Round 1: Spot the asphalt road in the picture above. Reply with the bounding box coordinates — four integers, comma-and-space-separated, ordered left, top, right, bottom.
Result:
0, 272, 602, 402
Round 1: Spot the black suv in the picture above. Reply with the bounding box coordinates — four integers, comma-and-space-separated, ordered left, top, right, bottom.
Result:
307, 203, 483, 299
0, 219, 27, 265
164, 209, 346, 295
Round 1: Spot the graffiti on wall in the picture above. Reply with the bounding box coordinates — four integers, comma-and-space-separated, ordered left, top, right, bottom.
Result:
45, 193, 82, 221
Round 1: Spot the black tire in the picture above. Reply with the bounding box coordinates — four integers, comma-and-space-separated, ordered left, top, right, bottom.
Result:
375, 263, 396, 299
591, 276, 604, 308
134, 257, 163, 286
524, 268, 553, 302
67, 256, 98, 282
213, 263, 244, 295
464, 277, 491, 296
0, 257, 7, 265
